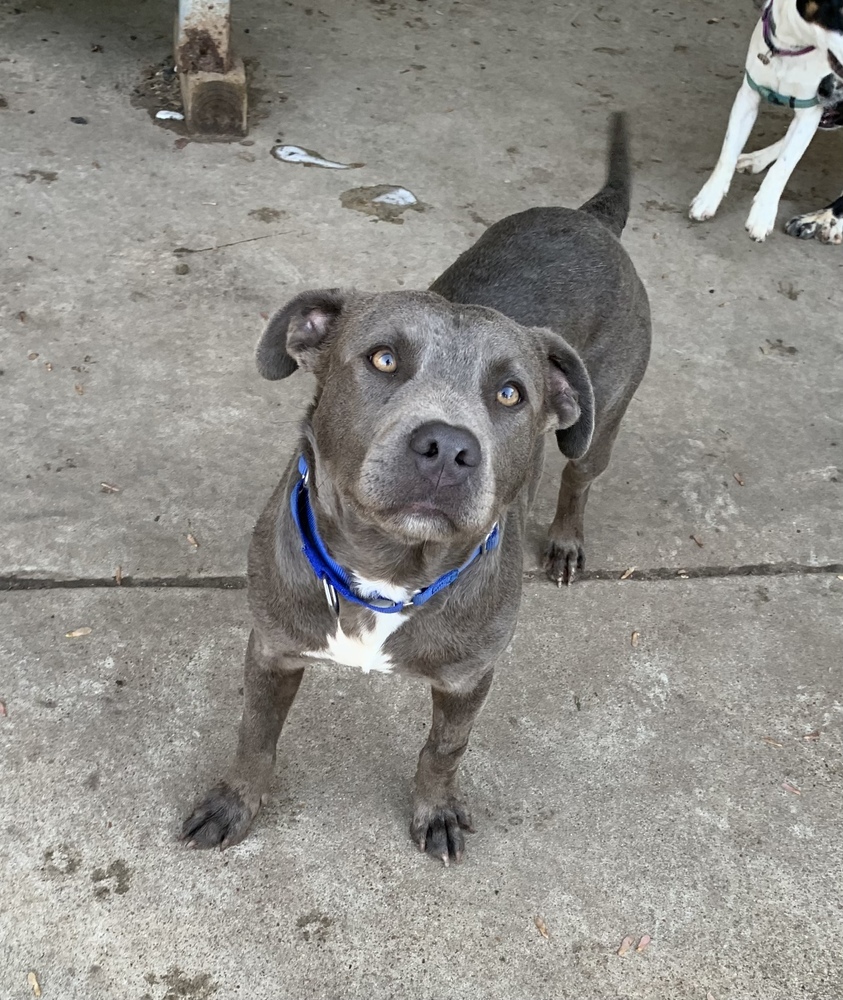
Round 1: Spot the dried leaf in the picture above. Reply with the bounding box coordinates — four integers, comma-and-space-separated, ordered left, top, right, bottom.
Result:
636, 933, 652, 952
762, 736, 783, 748
802, 730, 820, 742
0, 700, 7, 717
733, 472, 745, 486
534, 915, 549, 939
100, 482, 120, 493
782, 781, 801, 795
187, 533, 200, 548
620, 566, 635, 580
28, 352, 39, 361
114, 565, 123, 586
74, 383, 84, 395
28, 971, 41, 997
617, 935, 635, 956
631, 631, 640, 647
259, 311, 269, 320
65, 626, 92, 638
690, 534, 704, 548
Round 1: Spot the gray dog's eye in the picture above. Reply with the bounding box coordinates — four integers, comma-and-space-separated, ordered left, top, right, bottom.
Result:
496, 383, 521, 407
370, 348, 397, 373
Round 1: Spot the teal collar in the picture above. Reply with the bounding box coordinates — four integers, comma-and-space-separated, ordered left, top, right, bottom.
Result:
745, 70, 819, 109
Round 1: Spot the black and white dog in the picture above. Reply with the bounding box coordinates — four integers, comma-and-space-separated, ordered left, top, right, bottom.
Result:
690, 0, 843, 242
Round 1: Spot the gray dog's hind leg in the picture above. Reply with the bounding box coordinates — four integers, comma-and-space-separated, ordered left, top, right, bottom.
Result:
182, 629, 304, 849
410, 671, 494, 865
543, 410, 625, 586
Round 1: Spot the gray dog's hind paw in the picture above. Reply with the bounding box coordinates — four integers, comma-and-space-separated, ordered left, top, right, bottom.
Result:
542, 538, 585, 587
181, 782, 259, 850
410, 803, 475, 866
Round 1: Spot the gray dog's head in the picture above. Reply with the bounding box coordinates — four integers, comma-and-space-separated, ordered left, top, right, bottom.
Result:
257, 289, 593, 544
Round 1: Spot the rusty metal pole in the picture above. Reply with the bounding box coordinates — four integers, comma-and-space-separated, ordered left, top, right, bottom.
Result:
175, 0, 247, 136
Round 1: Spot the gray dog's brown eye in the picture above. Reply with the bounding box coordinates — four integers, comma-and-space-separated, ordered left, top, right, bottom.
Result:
370, 348, 397, 373
496, 383, 521, 407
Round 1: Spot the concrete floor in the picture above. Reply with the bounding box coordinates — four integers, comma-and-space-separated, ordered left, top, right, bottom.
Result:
1, 1, 842, 998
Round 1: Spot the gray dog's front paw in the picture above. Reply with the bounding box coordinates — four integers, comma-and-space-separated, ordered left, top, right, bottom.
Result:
181, 782, 262, 850
410, 800, 475, 866
542, 536, 585, 586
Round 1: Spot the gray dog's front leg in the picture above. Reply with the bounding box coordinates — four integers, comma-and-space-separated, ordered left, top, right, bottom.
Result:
182, 629, 304, 849
410, 670, 494, 865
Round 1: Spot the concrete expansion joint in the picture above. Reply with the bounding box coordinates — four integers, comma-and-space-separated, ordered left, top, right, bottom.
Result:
2, 563, 842, 591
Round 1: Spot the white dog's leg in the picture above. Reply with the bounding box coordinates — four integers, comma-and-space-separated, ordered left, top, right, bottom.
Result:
690, 80, 761, 221
737, 138, 785, 174
745, 104, 824, 241
785, 191, 843, 244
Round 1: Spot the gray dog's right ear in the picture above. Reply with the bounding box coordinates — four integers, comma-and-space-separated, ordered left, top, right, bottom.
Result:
255, 288, 351, 379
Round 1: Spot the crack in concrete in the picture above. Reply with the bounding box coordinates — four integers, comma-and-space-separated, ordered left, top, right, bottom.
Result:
2, 563, 842, 591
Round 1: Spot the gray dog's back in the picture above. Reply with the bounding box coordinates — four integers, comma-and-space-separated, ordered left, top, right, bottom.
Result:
430, 112, 649, 398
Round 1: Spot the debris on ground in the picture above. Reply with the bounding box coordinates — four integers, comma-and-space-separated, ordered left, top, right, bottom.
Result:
70, 116, 88, 124
66, 627, 92, 638
271, 144, 364, 169
636, 934, 652, 952
0, 700, 7, 717
631, 630, 640, 647
620, 566, 636, 580
690, 534, 704, 547
100, 482, 120, 493
187, 533, 200, 548
802, 730, 820, 742
762, 736, 783, 748
782, 781, 801, 795
114, 565, 123, 586
534, 915, 549, 939
617, 935, 635, 956
27, 971, 41, 996
733, 472, 745, 486
155, 109, 184, 121
340, 185, 425, 223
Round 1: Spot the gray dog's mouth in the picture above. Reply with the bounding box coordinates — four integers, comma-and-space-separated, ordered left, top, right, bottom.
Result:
386, 503, 461, 539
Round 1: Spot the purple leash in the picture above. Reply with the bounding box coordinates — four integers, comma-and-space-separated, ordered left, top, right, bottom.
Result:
759, 0, 815, 63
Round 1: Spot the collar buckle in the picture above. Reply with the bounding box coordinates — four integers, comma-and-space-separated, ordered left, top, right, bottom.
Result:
323, 578, 340, 615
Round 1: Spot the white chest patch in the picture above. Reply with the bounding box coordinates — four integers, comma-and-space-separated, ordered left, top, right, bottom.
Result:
302, 576, 411, 674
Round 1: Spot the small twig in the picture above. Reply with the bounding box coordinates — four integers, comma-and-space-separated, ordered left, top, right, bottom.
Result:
173, 231, 291, 255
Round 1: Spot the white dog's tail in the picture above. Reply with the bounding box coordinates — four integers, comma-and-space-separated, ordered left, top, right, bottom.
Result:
579, 112, 631, 237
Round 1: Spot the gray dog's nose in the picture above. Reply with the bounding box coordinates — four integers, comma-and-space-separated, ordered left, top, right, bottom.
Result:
409, 421, 481, 487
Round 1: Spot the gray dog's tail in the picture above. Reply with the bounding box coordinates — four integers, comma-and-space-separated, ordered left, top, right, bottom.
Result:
578, 112, 631, 237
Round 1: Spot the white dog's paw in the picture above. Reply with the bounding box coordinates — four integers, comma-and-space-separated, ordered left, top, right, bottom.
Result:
689, 178, 728, 221
736, 150, 772, 175
785, 207, 843, 244
745, 200, 777, 242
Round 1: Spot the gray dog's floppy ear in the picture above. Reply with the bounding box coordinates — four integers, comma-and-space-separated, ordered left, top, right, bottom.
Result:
539, 331, 595, 460
256, 288, 351, 379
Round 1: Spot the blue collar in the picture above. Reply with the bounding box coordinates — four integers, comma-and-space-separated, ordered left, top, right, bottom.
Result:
289, 455, 500, 615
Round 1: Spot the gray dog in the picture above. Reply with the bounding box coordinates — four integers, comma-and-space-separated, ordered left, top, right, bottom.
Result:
182, 113, 651, 864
